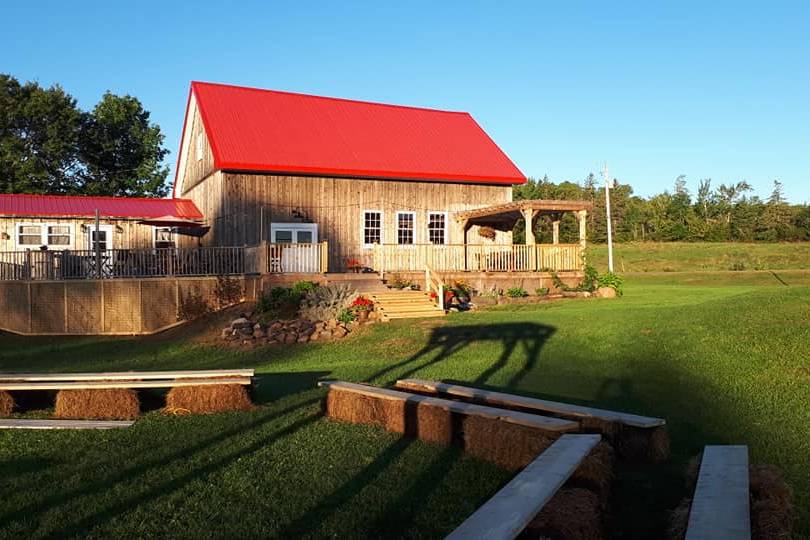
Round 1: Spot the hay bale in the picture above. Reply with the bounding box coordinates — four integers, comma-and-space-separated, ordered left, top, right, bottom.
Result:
462, 415, 555, 470
165, 384, 254, 415
412, 401, 454, 444
616, 425, 670, 463
0, 391, 14, 416
750, 465, 793, 540
526, 488, 603, 540
570, 441, 615, 505
55, 389, 139, 420
325, 388, 405, 432
666, 497, 691, 540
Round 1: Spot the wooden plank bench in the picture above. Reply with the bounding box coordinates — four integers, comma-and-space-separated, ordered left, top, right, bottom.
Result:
395, 378, 664, 429
0, 369, 254, 391
446, 433, 602, 540
318, 380, 579, 432
685, 445, 750, 540
0, 419, 134, 430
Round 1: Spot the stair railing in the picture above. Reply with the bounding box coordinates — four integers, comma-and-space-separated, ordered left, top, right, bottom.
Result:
425, 263, 445, 311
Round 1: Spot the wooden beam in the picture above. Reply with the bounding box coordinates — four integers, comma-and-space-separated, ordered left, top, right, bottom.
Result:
685, 445, 750, 540
318, 381, 579, 432
0, 369, 255, 382
0, 419, 135, 430
0, 377, 253, 391
446, 434, 602, 540
455, 199, 593, 222
395, 379, 665, 428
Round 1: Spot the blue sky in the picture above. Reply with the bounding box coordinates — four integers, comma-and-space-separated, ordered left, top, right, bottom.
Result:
4, 1, 809, 202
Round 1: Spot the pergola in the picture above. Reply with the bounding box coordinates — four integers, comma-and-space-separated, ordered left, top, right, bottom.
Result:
455, 199, 593, 247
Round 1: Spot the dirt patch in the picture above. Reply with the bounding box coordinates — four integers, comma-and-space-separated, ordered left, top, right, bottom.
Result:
55, 389, 140, 420
165, 384, 254, 414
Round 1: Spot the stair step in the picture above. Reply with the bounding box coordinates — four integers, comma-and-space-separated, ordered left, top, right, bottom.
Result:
385, 312, 446, 319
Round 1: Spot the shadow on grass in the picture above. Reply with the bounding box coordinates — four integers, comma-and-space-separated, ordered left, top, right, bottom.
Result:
364, 323, 555, 386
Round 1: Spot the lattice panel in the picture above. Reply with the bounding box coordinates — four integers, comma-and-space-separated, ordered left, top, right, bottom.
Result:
103, 280, 141, 334
30, 282, 66, 334
140, 280, 178, 332
66, 282, 103, 334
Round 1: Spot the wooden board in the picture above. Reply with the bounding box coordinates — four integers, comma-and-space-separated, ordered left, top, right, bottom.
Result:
395, 379, 665, 429
685, 445, 751, 540
318, 381, 578, 432
0, 369, 255, 382
0, 419, 134, 430
0, 377, 252, 391
446, 434, 601, 540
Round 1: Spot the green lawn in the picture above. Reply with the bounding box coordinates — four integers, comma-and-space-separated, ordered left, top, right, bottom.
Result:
1, 271, 808, 538
587, 241, 810, 272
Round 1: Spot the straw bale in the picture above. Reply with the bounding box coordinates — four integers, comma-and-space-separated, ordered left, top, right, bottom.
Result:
526, 488, 603, 540
165, 384, 253, 414
55, 389, 140, 420
0, 391, 14, 416
462, 415, 556, 470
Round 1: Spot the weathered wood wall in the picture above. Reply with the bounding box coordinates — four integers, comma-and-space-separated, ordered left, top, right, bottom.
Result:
0, 217, 157, 251
182, 172, 514, 270
177, 94, 217, 195
0, 276, 260, 335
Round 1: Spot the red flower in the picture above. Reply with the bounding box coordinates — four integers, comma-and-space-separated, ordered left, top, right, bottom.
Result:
351, 296, 374, 311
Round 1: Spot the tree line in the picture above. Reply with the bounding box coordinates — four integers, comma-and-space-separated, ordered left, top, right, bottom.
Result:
0, 74, 169, 197
514, 174, 810, 243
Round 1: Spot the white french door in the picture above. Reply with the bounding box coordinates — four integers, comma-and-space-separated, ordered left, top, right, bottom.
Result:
270, 223, 319, 273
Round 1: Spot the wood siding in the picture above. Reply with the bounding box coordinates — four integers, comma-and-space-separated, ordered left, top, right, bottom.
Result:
183, 172, 514, 270
0, 217, 156, 251
178, 94, 216, 196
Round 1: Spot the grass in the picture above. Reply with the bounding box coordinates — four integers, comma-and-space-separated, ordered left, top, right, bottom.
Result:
587, 240, 810, 272
1, 270, 809, 538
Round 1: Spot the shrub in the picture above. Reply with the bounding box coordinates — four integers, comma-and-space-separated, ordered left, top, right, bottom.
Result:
388, 273, 412, 290
505, 286, 528, 298
337, 308, 356, 324
292, 280, 318, 295
730, 261, 746, 271
535, 287, 549, 296
452, 279, 473, 298
299, 283, 358, 321
256, 286, 301, 319
596, 271, 624, 295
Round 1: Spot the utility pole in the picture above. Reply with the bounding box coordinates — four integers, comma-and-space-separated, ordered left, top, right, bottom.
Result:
603, 163, 614, 273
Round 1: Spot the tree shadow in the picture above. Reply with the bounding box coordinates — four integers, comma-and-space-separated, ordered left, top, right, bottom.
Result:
364, 323, 555, 386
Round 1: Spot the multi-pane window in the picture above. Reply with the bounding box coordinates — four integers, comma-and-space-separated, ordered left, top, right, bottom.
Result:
47, 225, 71, 246
17, 225, 43, 246
427, 212, 446, 244
397, 212, 415, 245
16, 223, 73, 249
154, 227, 175, 247
363, 211, 382, 246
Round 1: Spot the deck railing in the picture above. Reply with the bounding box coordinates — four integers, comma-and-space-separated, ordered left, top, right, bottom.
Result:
0, 247, 246, 281
372, 243, 582, 273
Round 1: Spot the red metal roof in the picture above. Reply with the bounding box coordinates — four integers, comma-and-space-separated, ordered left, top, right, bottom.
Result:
186, 81, 527, 187
0, 194, 203, 220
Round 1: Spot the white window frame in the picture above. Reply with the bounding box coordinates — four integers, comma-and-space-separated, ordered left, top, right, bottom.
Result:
270, 222, 318, 244
427, 211, 448, 245
361, 210, 384, 248
153, 227, 176, 248
396, 211, 416, 246
87, 224, 114, 252
15, 222, 75, 250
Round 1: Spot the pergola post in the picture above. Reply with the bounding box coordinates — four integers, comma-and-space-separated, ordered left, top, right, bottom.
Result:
577, 210, 588, 269
522, 207, 535, 245
461, 219, 470, 271
552, 219, 560, 245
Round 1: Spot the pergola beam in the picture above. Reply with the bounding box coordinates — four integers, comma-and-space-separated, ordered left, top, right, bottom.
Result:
454, 199, 593, 223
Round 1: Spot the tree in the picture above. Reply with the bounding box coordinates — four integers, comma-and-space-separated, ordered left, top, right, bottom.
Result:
0, 75, 82, 194
79, 92, 169, 197
758, 180, 793, 240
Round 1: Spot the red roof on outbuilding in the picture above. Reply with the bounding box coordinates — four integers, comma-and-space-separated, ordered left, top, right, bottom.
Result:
187, 81, 526, 186
0, 194, 203, 220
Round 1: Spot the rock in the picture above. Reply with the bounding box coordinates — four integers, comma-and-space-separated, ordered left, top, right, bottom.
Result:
253, 323, 263, 330
596, 287, 617, 299
326, 319, 338, 329
297, 335, 309, 343
231, 317, 253, 331
267, 339, 279, 345
283, 332, 298, 344
221, 328, 232, 339
302, 326, 315, 336
333, 327, 348, 338
320, 330, 333, 339
309, 332, 320, 341
253, 329, 266, 339
270, 322, 283, 331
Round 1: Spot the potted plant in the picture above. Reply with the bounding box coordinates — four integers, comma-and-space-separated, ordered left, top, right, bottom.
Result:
442, 286, 455, 307
351, 296, 374, 321
346, 258, 363, 273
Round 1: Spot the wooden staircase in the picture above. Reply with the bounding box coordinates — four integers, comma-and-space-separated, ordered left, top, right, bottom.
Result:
369, 290, 445, 321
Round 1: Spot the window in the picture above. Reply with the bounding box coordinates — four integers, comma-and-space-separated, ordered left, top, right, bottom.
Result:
396, 212, 415, 245
17, 225, 43, 246
427, 212, 447, 245
16, 223, 74, 249
362, 211, 382, 246
153, 227, 175, 247
274, 230, 293, 244
196, 132, 204, 162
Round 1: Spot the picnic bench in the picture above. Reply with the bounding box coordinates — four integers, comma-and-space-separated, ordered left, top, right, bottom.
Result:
318, 380, 579, 433
684, 445, 751, 540
0, 369, 255, 391
395, 378, 665, 429
0, 419, 134, 430
446, 433, 602, 540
